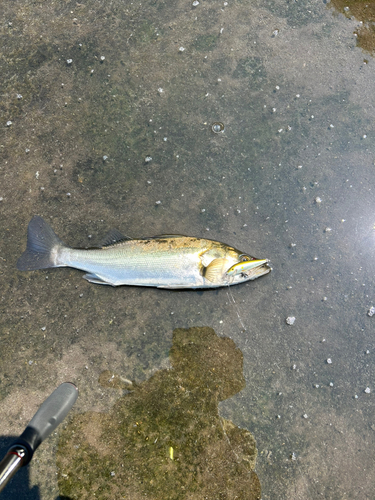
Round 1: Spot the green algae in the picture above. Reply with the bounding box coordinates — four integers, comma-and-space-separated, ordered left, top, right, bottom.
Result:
330, 0, 375, 54
57, 327, 261, 499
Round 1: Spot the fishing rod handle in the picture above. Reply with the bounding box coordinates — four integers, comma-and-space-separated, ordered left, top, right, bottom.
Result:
2, 382, 78, 472
0, 382, 78, 493
0, 445, 26, 493
26, 382, 78, 448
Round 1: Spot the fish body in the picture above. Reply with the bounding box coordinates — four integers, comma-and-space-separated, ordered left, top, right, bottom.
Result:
17, 216, 271, 289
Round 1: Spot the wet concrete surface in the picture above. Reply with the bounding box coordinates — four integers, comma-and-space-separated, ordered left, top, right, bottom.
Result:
0, 0, 375, 498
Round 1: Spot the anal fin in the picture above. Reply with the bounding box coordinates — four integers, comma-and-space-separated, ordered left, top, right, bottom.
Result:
157, 284, 198, 289
83, 273, 114, 285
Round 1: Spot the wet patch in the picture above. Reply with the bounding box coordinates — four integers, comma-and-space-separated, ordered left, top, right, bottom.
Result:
330, 0, 375, 54
56, 327, 261, 499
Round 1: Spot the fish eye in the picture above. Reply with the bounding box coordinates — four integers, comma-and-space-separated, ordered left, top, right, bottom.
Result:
240, 255, 251, 262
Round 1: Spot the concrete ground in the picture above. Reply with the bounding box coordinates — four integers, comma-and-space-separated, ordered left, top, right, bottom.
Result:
0, 0, 374, 498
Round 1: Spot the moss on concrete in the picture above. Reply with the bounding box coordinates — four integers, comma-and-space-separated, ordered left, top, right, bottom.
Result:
57, 327, 261, 499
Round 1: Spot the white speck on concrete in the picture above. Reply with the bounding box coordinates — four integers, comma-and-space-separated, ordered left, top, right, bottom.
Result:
286, 316, 295, 325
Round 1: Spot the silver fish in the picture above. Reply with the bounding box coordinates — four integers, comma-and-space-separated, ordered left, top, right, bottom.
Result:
17, 216, 271, 289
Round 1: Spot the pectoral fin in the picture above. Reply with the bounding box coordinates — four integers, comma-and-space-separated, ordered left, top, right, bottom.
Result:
202, 258, 228, 283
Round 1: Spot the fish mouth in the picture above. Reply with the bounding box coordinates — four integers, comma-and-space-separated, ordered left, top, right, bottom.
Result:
249, 260, 271, 277
226, 258, 271, 277
225, 259, 271, 283
243, 261, 271, 280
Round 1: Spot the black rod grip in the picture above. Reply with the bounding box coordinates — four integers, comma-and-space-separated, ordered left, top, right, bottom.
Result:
12, 382, 78, 465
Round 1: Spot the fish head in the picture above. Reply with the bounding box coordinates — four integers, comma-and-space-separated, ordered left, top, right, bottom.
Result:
202, 245, 271, 286
225, 251, 271, 284
226, 254, 272, 284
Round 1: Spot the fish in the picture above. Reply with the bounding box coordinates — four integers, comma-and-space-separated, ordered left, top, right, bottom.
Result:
17, 216, 271, 289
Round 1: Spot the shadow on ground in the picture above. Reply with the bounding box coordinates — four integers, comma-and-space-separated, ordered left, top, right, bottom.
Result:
0, 436, 40, 500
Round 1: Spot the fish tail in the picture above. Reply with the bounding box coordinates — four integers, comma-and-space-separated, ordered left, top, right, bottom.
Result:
17, 216, 67, 271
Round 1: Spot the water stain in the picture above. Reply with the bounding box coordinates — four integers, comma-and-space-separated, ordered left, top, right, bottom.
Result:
57, 326, 261, 499
330, 0, 375, 55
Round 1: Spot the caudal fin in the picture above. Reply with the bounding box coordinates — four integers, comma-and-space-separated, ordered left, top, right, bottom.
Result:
17, 216, 66, 271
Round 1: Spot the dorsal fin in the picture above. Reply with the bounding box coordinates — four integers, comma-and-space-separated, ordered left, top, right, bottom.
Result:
151, 234, 186, 239
100, 229, 132, 247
